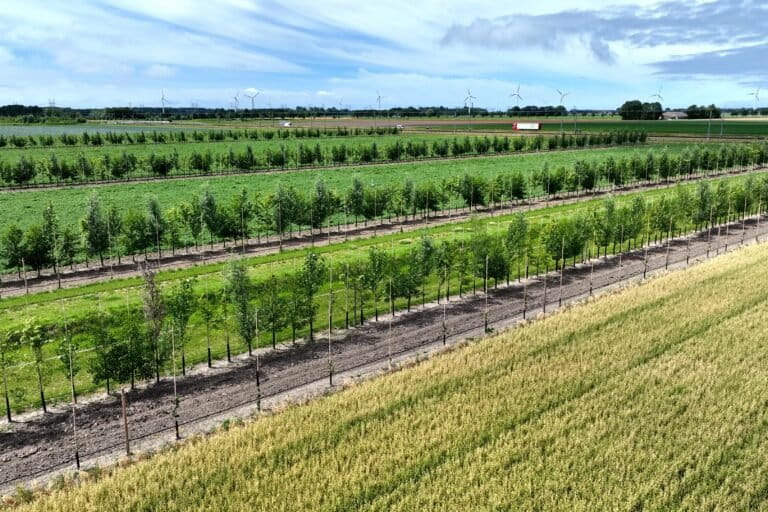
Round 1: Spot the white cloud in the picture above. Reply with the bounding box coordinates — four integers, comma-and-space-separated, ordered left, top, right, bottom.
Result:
0, 0, 762, 108
144, 64, 177, 79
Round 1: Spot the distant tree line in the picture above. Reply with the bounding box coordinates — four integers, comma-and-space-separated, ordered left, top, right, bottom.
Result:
618, 100, 724, 120
685, 105, 722, 119
617, 101, 664, 121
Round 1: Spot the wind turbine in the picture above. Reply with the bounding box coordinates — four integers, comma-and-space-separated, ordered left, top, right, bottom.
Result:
374, 91, 388, 128
509, 85, 523, 109
464, 88, 476, 117
650, 86, 664, 102
749, 88, 761, 112
244, 90, 259, 110
232, 91, 240, 112
557, 89, 569, 133
160, 89, 168, 115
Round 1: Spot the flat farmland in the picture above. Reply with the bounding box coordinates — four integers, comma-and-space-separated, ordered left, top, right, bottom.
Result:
0, 133, 424, 162
0, 169, 762, 416
410, 119, 768, 137
0, 142, 691, 232
14, 241, 768, 511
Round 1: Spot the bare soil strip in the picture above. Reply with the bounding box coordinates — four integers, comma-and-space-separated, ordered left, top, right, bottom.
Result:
1, 165, 762, 299
0, 212, 763, 491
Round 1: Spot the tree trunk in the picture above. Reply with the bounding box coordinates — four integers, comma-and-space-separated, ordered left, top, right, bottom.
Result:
36, 362, 46, 413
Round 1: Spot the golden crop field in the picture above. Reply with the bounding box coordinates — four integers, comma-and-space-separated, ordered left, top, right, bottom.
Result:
15, 243, 768, 511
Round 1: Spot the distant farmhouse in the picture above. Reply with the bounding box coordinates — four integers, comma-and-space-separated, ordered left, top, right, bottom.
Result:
662, 111, 688, 120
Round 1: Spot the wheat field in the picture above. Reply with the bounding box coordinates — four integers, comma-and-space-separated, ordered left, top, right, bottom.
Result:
14, 243, 768, 511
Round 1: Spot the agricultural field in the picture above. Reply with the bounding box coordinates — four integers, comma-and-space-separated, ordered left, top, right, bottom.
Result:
0, 141, 724, 235
12, 241, 768, 511
411, 119, 768, 137
0, 170, 763, 416
0, 130, 639, 186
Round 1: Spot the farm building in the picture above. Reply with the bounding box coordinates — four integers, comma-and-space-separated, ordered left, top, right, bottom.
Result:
662, 111, 688, 120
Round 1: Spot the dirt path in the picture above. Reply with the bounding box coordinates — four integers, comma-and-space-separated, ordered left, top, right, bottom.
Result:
1, 212, 764, 491
1, 165, 762, 298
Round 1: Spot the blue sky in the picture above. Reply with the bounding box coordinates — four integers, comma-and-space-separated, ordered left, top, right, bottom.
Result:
0, 0, 765, 109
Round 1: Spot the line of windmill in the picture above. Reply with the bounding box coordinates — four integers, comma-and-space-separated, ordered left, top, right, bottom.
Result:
155, 84, 764, 117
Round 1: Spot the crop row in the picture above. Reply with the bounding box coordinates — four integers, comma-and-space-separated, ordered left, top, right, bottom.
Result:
0, 125, 400, 150
0, 131, 647, 186
1, 142, 763, 278
0, 173, 764, 415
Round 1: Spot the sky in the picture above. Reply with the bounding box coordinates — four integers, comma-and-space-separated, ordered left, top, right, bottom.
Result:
0, 0, 765, 110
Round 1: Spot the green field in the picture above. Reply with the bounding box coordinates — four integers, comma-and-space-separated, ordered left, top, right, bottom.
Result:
412, 120, 768, 137
15, 242, 768, 511
0, 133, 417, 161
0, 169, 762, 415
0, 142, 687, 234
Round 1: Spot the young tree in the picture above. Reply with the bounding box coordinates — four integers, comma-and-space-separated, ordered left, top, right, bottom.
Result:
230, 188, 254, 249
147, 196, 165, 258
1, 224, 25, 277
123, 209, 152, 261
166, 278, 196, 374
258, 274, 288, 349
81, 193, 109, 266
505, 212, 528, 282
364, 247, 389, 321
417, 236, 435, 305
392, 250, 421, 311
297, 252, 326, 342
200, 187, 219, 248
142, 265, 166, 383
106, 205, 124, 264
225, 258, 257, 355
346, 178, 365, 225
19, 320, 48, 412
271, 184, 304, 244
286, 272, 309, 342
455, 240, 472, 297
56, 326, 80, 403
594, 197, 618, 257
42, 201, 59, 273
198, 290, 218, 367
311, 179, 335, 231
56, 225, 79, 270
543, 216, 588, 269
485, 236, 509, 288
435, 241, 454, 301
0, 330, 19, 421
179, 198, 203, 251
165, 207, 184, 256
24, 223, 52, 276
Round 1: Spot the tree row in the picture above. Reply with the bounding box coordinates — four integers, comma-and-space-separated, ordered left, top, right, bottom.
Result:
0, 126, 400, 150
1, 175, 765, 417
0, 131, 647, 186
1, 142, 766, 278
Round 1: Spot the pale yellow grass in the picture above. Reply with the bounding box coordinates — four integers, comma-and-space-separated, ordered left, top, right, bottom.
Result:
14, 244, 768, 511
